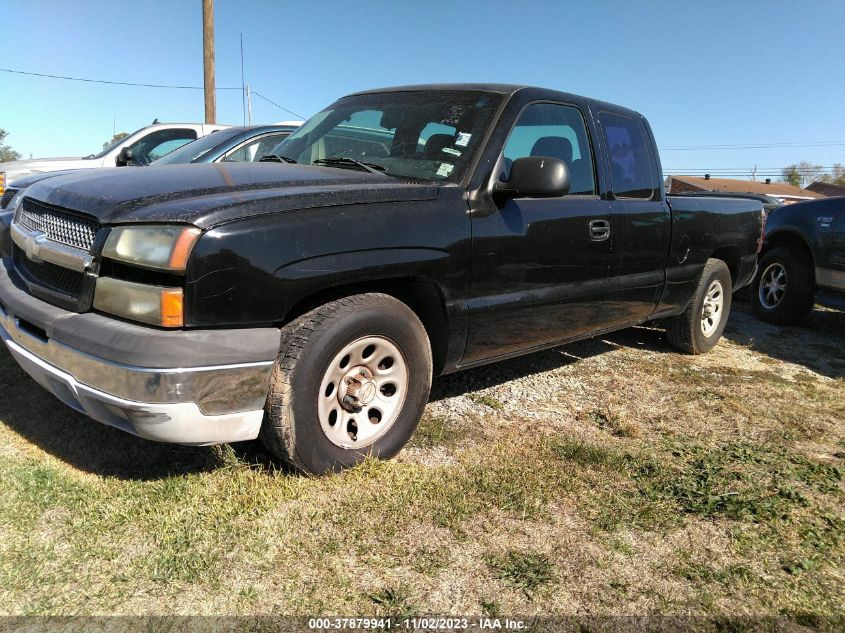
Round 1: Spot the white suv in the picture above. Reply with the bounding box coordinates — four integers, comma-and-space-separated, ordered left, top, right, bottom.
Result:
0, 122, 228, 196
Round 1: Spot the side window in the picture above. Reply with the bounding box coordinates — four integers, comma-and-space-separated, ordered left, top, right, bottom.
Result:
598, 112, 658, 200
501, 103, 596, 195
222, 133, 292, 162
129, 128, 198, 163
253, 132, 290, 160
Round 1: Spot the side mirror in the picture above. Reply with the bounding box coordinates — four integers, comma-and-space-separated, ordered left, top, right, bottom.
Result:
495, 156, 570, 199
116, 147, 134, 167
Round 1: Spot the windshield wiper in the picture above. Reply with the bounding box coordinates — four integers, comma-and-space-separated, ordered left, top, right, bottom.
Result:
313, 157, 387, 175
259, 154, 298, 164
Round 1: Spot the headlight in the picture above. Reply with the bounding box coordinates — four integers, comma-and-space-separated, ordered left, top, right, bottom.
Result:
94, 277, 184, 327
102, 225, 201, 272
8, 189, 25, 219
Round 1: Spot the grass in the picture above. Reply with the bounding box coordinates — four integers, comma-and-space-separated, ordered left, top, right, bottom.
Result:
369, 585, 419, 619
469, 394, 505, 410
583, 406, 642, 438
0, 304, 843, 623
408, 414, 476, 449
485, 550, 554, 598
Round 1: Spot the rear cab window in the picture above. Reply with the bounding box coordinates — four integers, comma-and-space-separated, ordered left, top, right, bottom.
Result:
598, 112, 659, 200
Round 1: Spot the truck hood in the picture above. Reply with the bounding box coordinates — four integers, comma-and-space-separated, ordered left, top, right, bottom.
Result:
7, 169, 88, 190
1, 157, 100, 179
23, 163, 441, 229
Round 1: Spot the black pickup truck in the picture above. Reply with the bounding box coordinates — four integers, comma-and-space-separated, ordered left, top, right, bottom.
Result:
0, 84, 763, 474
751, 196, 845, 323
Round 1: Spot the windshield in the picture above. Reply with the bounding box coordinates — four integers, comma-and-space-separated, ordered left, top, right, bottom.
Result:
272, 90, 504, 182
152, 128, 243, 164
87, 126, 145, 160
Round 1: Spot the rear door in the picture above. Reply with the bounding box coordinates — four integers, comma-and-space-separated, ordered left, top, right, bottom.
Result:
464, 101, 614, 364
597, 111, 669, 325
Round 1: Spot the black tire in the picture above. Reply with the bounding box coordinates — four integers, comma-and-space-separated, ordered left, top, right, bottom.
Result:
751, 247, 815, 325
259, 293, 432, 475
666, 258, 733, 355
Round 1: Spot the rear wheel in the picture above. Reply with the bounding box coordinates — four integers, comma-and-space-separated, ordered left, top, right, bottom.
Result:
751, 247, 815, 325
666, 258, 732, 355
260, 293, 432, 475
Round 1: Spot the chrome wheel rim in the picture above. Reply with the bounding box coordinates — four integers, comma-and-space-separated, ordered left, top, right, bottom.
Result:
758, 262, 786, 309
317, 336, 408, 449
700, 279, 724, 337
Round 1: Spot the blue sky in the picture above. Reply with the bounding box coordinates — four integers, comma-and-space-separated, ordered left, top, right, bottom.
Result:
1, 0, 843, 180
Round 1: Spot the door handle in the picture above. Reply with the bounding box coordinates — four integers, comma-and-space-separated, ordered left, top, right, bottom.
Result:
589, 219, 610, 241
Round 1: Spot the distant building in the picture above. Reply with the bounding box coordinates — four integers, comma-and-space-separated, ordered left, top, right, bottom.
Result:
806, 181, 845, 197
665, 175, 824, 204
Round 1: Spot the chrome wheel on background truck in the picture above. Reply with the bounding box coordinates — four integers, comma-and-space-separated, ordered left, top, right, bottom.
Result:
751, 247, 815, 325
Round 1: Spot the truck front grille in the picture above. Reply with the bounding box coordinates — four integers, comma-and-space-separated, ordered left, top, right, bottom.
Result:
15, 251, 85, 298
18, 199, 100, 251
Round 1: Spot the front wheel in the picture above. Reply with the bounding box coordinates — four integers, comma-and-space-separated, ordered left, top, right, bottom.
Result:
260, 293, 433, 475
666, 258, 733, 355
751, 247, 815, 325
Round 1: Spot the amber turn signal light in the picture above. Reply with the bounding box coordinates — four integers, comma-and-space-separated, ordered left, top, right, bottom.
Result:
160, 288, 184, 328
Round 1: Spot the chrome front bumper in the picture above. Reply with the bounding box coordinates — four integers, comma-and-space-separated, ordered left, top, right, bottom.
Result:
0, 260, 279, 445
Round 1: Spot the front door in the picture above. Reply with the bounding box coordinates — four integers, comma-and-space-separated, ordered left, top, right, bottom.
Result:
823, 207, 845, 290
463, 102, 614, 364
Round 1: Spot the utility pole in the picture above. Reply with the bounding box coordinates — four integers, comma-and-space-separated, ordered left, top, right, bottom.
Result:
246, 84, 253, 124
240, 33, 246, 125
202, 0, 216, 124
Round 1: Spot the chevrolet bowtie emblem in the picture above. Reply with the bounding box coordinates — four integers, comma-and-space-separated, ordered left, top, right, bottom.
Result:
24, 231, 48, 262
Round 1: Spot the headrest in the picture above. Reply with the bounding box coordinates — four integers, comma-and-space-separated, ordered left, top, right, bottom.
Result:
530, 136, 573, 163
422, 134, 455, 159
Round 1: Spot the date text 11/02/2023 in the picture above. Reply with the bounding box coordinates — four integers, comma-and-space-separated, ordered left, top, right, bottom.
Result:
307, 617, 528, 629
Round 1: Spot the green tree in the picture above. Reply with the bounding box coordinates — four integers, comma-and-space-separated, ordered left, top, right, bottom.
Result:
816, 163, 845, 186
0, 129, 21, 162
103, 132, 129, 150
782, 161, 827, 188
782, 164, 801, 187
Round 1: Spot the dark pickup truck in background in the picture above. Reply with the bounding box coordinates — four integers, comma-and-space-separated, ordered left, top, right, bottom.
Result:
752, 196, 845, 323
0, 84, 764, 474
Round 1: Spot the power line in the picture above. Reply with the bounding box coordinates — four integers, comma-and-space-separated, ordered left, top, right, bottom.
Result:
1, 65, 307, 121
0, 66, 242, 90
666, 169, 781, 172
665, 166, 841, 170
251, 91, 305, 120
661, 141, 845, 151
665, 169, 842, 174
664, 164, 843, 169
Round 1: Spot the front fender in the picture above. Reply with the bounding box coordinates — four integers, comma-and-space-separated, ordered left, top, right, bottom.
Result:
763, 226, 819, 265
184, 193, 471, 327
